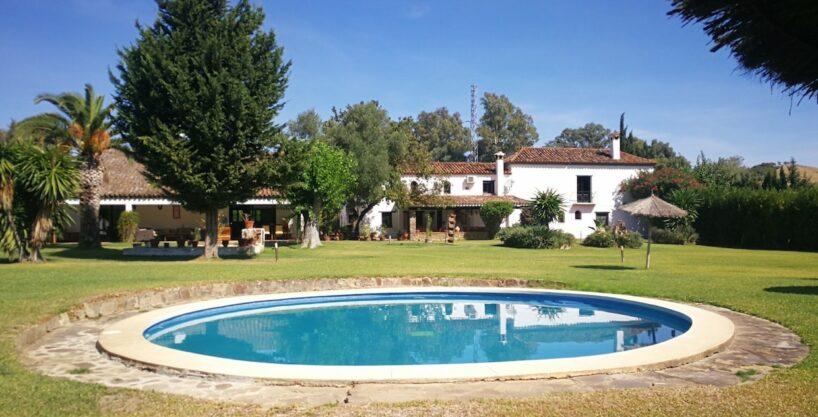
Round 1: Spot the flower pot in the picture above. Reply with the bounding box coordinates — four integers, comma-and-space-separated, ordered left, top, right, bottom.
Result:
244, 220, 255, 229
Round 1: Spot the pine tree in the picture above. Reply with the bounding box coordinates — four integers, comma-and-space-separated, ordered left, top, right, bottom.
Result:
112, 0, 293, 258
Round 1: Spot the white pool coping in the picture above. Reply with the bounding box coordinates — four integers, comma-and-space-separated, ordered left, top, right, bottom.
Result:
97, 287, 735, 383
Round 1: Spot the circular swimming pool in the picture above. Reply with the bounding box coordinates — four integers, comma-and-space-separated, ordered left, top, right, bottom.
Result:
99, 287, 734, 381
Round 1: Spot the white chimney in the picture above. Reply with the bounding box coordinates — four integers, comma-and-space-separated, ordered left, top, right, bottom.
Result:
611, 132, 621, 160
495, 151, 505, 195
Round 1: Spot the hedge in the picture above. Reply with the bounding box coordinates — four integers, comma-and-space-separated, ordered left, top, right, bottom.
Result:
694, 187, 818, 250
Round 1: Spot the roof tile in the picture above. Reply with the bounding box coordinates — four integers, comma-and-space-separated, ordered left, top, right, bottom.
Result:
506, 147, 654, 166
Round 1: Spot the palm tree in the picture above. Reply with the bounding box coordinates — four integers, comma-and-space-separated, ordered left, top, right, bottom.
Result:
16, 84, 114, 248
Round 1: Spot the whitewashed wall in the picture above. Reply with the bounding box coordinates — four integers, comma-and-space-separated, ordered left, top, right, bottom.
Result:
508, 164, 651, 238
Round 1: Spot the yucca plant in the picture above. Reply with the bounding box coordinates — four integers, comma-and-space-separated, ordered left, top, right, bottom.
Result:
0, 140, 23, 260
16, 145, 79, 262
16, 84, 114, 249
530, 189, 565, 227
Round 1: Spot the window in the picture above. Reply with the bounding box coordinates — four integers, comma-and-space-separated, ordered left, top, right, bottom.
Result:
381, 212, 393, 228
595, 212, 609, 226
442, 180, 452, 194
574, 210, 582, 220
577, 176, 592, 202
482, 180, 495, 195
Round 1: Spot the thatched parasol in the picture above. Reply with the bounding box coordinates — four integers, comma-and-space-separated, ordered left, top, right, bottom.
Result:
620, 194, 687, 269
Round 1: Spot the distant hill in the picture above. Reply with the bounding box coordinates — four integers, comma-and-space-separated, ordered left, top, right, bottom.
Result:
794, 165, 818, 183
751, 163, 818, 183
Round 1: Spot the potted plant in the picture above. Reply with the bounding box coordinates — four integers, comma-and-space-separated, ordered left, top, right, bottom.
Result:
242, 212, 254, 229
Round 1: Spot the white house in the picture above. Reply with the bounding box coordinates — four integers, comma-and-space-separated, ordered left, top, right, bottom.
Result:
352, 135, 654, 239
64, 135, 652, 242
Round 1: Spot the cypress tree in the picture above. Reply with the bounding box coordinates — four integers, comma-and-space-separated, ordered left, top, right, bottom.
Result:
112, 0, 293, 258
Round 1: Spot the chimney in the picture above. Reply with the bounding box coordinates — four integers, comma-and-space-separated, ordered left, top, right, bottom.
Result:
611, 132, 621, 160
495, 151, 505, 195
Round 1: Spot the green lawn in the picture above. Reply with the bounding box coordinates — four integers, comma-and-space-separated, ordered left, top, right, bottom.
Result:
1, 241, 817, 417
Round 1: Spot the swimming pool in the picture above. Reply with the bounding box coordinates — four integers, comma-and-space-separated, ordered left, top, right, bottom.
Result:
99, 287, 734, 381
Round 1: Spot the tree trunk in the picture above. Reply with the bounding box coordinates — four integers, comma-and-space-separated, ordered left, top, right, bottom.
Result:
27, 208, 53, 262
301, 200, 323, 249
78, 156, 103, 249
203, 207, 220, 259
645, 227, 652, 269
352, 202, 377, 239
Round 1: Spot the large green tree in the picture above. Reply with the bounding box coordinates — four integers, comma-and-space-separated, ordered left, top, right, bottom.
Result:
286, 141, 356, 249
287, 109, 323, 141
112, 0, 293, 258
476, 93, 538, 161
547, 123, 610, 148
324, 101, 415, 236
669, 0, 818, 103
15, 84, 114, 249
413, 108, 471, 162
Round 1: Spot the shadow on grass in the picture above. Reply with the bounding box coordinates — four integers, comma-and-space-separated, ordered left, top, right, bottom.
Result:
764, 286, 818, 296
49, 245, 196, 262
572, 265, 637, 271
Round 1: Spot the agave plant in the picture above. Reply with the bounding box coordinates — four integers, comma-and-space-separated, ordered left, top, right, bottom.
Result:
16, 84, 114, 249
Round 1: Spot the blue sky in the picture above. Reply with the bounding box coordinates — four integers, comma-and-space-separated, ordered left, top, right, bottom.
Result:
1, 0, 816, 165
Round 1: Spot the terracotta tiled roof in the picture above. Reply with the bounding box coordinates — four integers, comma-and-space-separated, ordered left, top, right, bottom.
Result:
100, 149, 165, 198
99, 149, 280, 199
411, 194, 528, 208
404, 162, 510, 176
506, 147, 655, 166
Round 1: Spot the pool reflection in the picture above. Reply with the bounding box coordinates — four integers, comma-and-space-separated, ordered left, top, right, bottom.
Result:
149, 300, 683, 365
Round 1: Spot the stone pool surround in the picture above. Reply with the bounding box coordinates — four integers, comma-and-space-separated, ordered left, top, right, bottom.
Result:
18, 277, 809, 407
98, 287, 735, 383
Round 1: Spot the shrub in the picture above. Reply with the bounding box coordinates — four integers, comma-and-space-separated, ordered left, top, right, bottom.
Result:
651, 226, 697, 245
582, 231, 616, 247
530, 189, 565, 226
620, 167, 701, 199
498, 226, 575, 249
480, 201, 515, 239
616, 231, 644, 249
582, 230, 643, 248
117, 211, 140, 243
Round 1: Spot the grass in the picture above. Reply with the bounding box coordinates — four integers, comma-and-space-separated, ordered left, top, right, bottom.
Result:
0, 241, 817, 416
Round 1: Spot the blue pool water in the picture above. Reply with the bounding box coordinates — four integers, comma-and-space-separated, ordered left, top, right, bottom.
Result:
145, 292, 691, 366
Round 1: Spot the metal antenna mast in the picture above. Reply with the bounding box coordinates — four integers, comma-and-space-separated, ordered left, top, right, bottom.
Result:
470, 84, 478, 162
